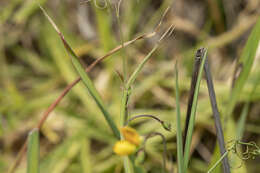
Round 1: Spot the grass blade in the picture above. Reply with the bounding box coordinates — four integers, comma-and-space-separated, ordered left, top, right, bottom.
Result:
69, 41, 120, 139
183, 53, 202, 149
236, 103, 250, 140
236, 71, 260, 140
225, 17, 260, 118
27, 129, 39, 173
80, 139, 92, 173
183, 48, 207, 172
40, 5, 120, 139
204, 57, 230, 173
175, 62, 184, 173
207, 151, 229, 173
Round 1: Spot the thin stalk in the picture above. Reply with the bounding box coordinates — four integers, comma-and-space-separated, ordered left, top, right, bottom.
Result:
125, 114, 171, 131
115, 0, 127, 83
142, 132, 168, 173
120, 44, 159, 126
207, 151, 229, 173
204, 57, 230, 173
183, 48, 207, 172
175, 62, 184, 173
115, 1, 132, 171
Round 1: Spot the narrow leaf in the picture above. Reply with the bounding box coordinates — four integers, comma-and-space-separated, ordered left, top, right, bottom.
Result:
236, 71, 260, 140
175, 62, 184, 173
40, 6, 120, 139
27, 129, 39, 173
225, 17, 260, 117
204, 58, 230, 173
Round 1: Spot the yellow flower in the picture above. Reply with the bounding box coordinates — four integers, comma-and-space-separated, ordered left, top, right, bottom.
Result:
113, 140, 137, 156
120, 126, 141, 146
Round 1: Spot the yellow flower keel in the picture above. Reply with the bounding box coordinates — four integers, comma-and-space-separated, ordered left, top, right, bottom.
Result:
113, 140, 137, 156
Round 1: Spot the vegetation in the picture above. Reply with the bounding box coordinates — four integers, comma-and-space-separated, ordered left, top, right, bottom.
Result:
0, 0, 260, 173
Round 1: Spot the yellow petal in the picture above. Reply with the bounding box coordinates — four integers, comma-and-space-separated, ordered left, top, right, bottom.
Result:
113, 140, 137, 156
121, 126, 141, 146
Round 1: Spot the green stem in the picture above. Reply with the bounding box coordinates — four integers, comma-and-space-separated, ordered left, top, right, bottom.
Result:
120, 45, 159, 125
207, 151, 229, 173
175, 62, 184, 173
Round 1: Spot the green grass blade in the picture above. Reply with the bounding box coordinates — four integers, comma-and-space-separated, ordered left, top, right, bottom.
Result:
40, 6, 120, 139
69, 42, 120, 139
236, 71, 260, 140
127, 46, 159, 88
225, 17, 260, 117
27, 129, 39, 173
175, 62, 184, 173
80, 139, 92, 173
236, 103, 250, 140
183, 48, 208, 172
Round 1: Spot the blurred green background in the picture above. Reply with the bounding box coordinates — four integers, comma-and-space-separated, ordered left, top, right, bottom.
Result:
0, 0, 260, 172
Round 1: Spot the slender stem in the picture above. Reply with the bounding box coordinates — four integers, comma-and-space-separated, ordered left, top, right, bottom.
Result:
120, 45, 159, 126
115, 0, 127, 84
114, 1, 132, 172
175, 62, 184, 173
207, 151, 229, 173
142, 132, 168, 173
126, 114, 164, 125
125, 114, 171, 131
204, 57, 230, 173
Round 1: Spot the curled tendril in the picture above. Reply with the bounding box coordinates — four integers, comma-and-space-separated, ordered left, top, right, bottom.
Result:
135, 148, 146, 164
80, 0, 108, 9
225, 140, 260, 169
94, 0, 108, 9
125, 114, 172, 131
138, 132, 168, 172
